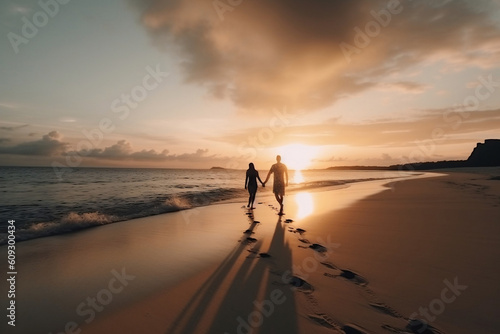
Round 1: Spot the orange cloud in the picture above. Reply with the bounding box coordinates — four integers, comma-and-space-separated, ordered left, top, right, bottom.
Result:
131, 0, 500, 112
210, 108, 500, 148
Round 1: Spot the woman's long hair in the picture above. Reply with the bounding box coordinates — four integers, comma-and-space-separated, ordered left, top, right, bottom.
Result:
248, 162, 255, 170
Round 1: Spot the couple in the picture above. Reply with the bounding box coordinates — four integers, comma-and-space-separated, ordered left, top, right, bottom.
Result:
245, 155, 288, 215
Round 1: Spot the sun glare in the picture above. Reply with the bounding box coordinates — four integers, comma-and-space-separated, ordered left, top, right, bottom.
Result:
295, 192, 314, 219
293, 170, 304, 184
277, 144, 319, 171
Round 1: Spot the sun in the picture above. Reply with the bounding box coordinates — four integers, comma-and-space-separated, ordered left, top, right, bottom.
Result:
277, 143, 319, 171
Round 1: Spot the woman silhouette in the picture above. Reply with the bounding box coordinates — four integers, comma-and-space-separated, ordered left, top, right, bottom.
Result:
245, 163, 264, 209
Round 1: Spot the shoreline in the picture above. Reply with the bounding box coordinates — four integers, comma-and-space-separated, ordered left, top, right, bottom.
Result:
2, 170, 499, 333
2, 171, 420, 246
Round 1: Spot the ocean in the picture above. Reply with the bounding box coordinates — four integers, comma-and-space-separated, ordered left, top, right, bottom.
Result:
0, 167, 416, 244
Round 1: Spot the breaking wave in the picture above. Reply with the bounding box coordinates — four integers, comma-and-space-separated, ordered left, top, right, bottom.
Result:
0, 188, 246, 245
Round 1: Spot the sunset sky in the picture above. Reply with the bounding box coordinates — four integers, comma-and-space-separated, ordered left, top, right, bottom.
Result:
1, 0, 500, 170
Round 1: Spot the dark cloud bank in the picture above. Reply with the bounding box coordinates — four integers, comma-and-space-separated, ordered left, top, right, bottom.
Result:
0, 132, 217, 163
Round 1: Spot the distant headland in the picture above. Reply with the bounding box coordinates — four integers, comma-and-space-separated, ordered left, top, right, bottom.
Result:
328, 139, 500, 171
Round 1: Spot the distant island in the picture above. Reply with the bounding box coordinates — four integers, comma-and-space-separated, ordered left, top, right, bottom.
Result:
210, 166, 226, 170
328, 139, 500, 171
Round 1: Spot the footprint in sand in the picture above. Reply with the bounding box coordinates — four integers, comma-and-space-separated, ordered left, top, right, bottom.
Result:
382, 319, 444, 334
320, 264, 438, 334
309, 243, 328, 253
339, 269, 356, 279
240, 237, 258, 245
369, 302, 402, 318
307, 314, 339, 330
288, 227, 308, 243
323, 269, 368, 286
406, 319, 444, 334
288, 276, 314, 292
247, 248, 268, 259
341, 324, 370, 334
320, 262, 337, 270
305, 297, 371, 334
306, 257, 441, 334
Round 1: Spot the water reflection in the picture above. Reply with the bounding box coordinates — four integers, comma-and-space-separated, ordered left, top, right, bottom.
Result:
293, 170, 304, 184
294, 192, 314, 219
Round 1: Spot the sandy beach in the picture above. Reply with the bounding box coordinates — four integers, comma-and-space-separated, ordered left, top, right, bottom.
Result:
3, 1, 500, 333
3, 169, 500, 334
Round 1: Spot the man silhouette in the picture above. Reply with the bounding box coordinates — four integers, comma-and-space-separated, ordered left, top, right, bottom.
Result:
263, 155, 288, 215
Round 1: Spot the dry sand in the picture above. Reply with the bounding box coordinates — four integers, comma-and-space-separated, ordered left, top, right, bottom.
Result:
3, 169, 500, 334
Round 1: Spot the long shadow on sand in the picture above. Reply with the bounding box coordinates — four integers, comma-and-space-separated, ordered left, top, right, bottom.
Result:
166, 215, 298, 334
165, 221, 257, 334
256, 216, 298, 334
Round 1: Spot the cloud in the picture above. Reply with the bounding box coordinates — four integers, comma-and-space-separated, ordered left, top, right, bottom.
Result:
68, 140, 214, 162
8, 4, 32, 15
0, 102, 21, 110
212, 108, 500, 148
130, 0, 500, 111
0, 132, 224, 164
360, 153, 403, 165
312, 156, 346, 163
0, 131, 68, 156
377, 81, 430, 93
0, 124, 28, 131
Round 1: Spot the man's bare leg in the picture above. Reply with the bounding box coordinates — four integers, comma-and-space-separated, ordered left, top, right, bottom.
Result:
275, 193, 284, 215
250, 193, 256, 209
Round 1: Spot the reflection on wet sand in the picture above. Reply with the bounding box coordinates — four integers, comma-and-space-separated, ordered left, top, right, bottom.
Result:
294, 192, 314, 219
